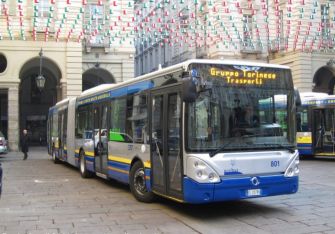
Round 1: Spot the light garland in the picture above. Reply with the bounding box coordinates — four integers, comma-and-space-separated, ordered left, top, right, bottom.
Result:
0, 0, 334, 53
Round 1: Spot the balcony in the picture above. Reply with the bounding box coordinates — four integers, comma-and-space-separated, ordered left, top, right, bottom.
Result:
240, 42, 263, 54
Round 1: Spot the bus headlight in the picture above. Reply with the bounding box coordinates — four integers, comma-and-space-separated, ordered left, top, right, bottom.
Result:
187, 157, 220, 183
284, 153, 299, 177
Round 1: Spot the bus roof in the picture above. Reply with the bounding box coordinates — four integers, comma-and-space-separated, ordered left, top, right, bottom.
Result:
55, 98, 69, 106
299, 92, 329, 105
300, 92, 328, 99
79, 59, 291, 100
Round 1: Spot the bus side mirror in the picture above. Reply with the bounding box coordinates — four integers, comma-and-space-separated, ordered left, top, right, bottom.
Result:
182, 78, 198, 103
294, 88, 301, 107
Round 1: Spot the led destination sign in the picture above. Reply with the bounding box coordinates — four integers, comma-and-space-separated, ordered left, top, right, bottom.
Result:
210, 67, 277, 85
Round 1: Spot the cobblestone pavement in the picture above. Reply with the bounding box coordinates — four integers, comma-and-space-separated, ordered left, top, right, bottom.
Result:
1, 147, 335, 234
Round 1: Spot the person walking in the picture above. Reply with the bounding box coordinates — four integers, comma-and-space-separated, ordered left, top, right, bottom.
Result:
21, 129, 29, 160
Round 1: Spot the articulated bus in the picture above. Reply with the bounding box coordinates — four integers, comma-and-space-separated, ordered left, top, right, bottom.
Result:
296, 92, 335, 157
47, 59, 299, 204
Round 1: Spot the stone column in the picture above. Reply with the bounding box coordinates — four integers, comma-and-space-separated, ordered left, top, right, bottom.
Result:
60, 79, 67, 100
8, 86, 19, 151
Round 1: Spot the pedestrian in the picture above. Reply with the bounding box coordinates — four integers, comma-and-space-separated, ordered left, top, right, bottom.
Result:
21, 129, 29, 160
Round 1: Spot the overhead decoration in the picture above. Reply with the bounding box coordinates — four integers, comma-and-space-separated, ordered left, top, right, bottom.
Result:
133, 0, 335, 53
0, 0, 334, 53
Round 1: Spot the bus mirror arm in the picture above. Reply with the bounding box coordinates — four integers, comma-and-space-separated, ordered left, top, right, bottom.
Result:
294, 88, 302, 107
182, 77, 198, 103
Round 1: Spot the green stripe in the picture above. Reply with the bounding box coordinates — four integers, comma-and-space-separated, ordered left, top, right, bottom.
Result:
109, 131, 125, 142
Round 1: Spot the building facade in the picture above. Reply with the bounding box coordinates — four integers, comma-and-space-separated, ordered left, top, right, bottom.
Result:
0, 0, 134, 151
134, 0, 335, 93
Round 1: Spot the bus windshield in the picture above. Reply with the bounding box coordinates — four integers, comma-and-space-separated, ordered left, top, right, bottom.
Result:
186, 63, 295, 153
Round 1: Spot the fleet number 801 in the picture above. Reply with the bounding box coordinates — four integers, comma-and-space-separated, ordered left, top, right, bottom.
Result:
271, 160, 280, 167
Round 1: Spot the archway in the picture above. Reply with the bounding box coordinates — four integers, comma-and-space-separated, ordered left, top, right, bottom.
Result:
82, 67, 115, 91
312, 65, 335, 94
19, 56, 61, 146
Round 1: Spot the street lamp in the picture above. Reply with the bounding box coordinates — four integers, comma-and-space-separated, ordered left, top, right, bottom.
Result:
36, 48, 45, 91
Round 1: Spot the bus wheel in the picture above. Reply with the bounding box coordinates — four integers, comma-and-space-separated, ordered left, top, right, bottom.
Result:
130, 161, 155, 203
79, 150, 93, 178
52, 148, 60, 164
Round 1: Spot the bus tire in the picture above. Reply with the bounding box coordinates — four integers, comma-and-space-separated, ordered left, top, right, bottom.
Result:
79, 150, 93, 178
52, 148, 60, 164
129, 161, 155, 203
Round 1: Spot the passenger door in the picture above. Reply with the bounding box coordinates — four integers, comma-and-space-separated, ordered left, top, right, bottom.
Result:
58, 111, 64, 160
94, 103, 109, 174
150, 85, 183, 200
312, 109, 325, 152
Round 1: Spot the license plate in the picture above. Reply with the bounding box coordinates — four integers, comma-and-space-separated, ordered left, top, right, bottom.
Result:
247, 189, 261, 197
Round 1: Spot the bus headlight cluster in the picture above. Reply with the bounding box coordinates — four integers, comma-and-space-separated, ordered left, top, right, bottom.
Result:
284, 152, 299, 177
187, 157, 220, 183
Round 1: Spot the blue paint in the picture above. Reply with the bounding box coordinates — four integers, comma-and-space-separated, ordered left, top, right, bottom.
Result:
78, 81, 154, 106
107, 161, 130, 183
108, 169, 129, 184
74, 153, 80, 167
145, 168, 152, 191
84, 156, 95, 162
86, 161, 95, 172
108, 161, 130, 172
297, 143, 313, 156
224, 170, 243, 175
183, 175, 299, 204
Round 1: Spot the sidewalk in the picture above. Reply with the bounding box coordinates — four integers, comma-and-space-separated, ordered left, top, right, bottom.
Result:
1, 146, 49, 161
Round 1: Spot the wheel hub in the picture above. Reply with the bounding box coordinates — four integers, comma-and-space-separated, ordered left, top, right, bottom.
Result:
134, 168, 146, 195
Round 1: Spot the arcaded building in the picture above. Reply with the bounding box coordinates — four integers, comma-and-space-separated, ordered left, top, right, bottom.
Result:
0, 0, 134, 151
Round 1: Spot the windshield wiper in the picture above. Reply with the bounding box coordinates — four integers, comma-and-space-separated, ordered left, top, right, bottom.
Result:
209, 142, 295, 157
254, 143, 295, 153
241, 133, 272, 138
209, 141, 249, 157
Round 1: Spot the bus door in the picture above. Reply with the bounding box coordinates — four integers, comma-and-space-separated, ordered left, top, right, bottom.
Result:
47, 115, 51, 154
150, 85, 183, 200
62, 109, 68, 160
312, 109, 325, 153
58, 111, 65, 160
313, 107, 335, 154
94, 103, 109, 175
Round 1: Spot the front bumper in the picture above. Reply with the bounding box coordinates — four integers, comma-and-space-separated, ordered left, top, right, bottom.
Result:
183, 175, 298, 204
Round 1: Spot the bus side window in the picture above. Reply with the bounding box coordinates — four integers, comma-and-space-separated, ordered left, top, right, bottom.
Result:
129, 94, 148, 144
76, 111, 86, 138
110, 98, 131, 143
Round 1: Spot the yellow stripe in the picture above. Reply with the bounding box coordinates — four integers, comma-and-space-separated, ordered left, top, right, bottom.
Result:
153, 191, 184, 203
64, 146, 67, 150
108, 166, 129, 174
108, 155, 151, 168
315, 153, 335, 156
86, 151, 95, 157
108, 155, 131, 164
297, 136, 312, 144
144, 160, 151, 168
75, 149, 80, 154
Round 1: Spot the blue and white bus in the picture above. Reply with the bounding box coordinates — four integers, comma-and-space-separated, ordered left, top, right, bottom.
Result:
296, 92, 335, 157
47, 59, 299, 204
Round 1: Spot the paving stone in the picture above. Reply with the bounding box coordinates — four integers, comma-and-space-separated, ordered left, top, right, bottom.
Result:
1, 148, 335, 234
